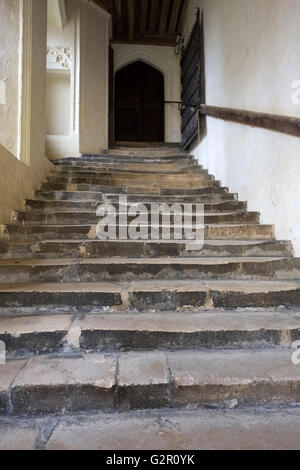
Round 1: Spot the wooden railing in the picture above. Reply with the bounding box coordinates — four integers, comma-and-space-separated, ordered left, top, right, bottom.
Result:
199, 105, 300, 138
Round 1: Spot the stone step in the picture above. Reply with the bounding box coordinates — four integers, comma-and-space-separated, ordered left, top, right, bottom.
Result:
48, 174, 221, 192
15, 210, 260, 226
2, 239, 293, 260
6, 223, 273, 241
100, 193, 235, 203
0, 280, 300, 314
0, 311, 299, 357
49, 175, 215, 191
52, 167, 210, 179
54, 154, 194, 163
98, 150, 189, 158
25, 199, 248, 213
3, 406, 300, 450
41, 408, 300, 450
41, 182, 224, 196
50, 169, 218, 186
53, 164, 204, 175
53, 161, 195, 171
105, 145, 184, 154
1, 348, 300, 415
0, 256, 299, 284
34, 190, 237, 203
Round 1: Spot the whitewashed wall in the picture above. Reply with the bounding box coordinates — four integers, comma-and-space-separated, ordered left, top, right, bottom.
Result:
184, 0, 300, 255
79, 0, 110, 153
0, 0, 52, 234
0, 0, 21, 156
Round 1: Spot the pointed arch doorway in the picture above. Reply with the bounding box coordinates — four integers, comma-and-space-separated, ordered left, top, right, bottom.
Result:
114, 61, 165, 142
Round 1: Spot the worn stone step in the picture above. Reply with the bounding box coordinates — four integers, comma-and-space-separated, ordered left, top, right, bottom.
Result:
41, 182, 224, 196
49, 169, 219, 186
1, 348, 300, 415
43, 407, 300, 450
6, 223, 273, 242
15, 210, 259, 226
2, 239, 293, 260
101, 193, 236, 203
25, 199, 247, 213
49, 175, 215, 191
4, 406, 300, 450
51, 167, 210, 180
0, 280, 300, 314
47, 174, 222, 193
54, 154, 194, 164
34, 190, 234, 203
53, 162, 195, 172
0, 311, 299, 357
105, 145, 185, 154
1, 256, 299, 283
53, 164, 204, 175
55, 153, 193, 161
51, 172, 216, 187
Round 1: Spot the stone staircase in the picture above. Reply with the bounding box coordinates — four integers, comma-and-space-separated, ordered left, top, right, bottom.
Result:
1, 145, 300, 448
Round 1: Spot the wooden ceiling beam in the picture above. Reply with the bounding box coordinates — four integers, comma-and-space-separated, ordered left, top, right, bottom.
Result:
178, 0, 189, 33
159, 0, 170, 35
112, 34, 177, 46
109, 0, 187, 46
168, 0, 182, 33
126, 0, 135, 42
140, 0, 148, 34
149, 0, 160, 33
112, 0, 122, 35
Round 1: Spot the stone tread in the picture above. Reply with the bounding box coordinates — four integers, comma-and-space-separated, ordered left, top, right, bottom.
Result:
1, 311, 300, 356
0, 256, 289, 265
42, 408, 300, 449
1, 279, 300, 293
0, 280, 300, 313
1, 348, 300, 414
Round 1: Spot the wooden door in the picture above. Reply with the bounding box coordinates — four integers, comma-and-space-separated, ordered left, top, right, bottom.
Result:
108, 46, 114, 148
181, 9, 206, 149
115, 61, 164, 142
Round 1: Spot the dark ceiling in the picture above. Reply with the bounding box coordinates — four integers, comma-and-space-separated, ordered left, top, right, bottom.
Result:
93, 0, 189, 45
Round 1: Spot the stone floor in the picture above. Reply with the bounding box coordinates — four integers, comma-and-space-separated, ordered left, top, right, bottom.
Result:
1, 407, 300, 450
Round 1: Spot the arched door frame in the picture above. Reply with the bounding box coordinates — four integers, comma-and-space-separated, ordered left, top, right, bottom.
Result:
114, 47, 179, 143
114, 59, 165, 142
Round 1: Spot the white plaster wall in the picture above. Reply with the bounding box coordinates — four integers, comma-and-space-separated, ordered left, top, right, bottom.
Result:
0, 0, 21, 156
46, 72, 71, 135
184, 0, 300, 255
79, 1, 110, 153
0, 0, 52, 232
46, 0, 80, 159
113, 44, 181, 143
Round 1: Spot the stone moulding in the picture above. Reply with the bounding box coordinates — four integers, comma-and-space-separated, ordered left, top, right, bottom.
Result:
47, 47, 71, 71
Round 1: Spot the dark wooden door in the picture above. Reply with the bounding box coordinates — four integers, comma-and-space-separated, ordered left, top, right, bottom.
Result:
108, 46, 114, 148
115, 61, 164, 142
181, 9, 206, 149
